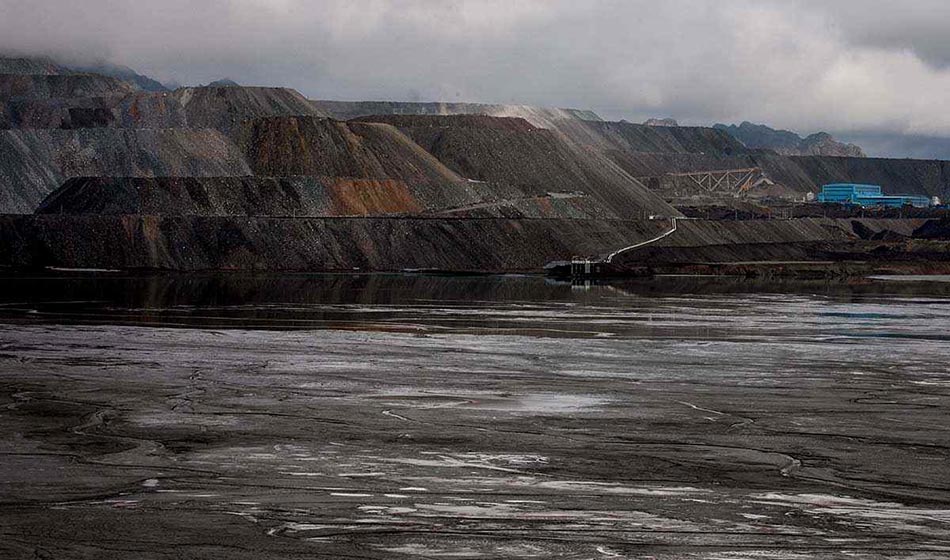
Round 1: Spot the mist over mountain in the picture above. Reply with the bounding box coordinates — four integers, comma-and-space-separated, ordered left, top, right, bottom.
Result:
0, 1, 948, 160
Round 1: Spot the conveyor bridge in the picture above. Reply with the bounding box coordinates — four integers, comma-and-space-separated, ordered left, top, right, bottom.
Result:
662, 167, 771, 194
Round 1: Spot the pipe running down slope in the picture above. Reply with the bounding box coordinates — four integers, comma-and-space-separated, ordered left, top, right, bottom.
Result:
604, 217, 682, 264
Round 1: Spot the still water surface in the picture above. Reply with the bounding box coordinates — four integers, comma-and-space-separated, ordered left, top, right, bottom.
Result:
2, 272, 950, 337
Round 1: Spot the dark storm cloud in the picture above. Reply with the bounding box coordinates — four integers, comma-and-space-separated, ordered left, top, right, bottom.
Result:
815, 0, 950, 69
0, 0, 948, 155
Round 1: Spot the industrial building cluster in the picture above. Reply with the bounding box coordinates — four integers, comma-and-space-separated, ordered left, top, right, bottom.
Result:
817, 183, 936, 208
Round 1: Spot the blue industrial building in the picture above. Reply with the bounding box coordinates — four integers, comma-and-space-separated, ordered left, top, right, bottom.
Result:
817, 183, 931, 208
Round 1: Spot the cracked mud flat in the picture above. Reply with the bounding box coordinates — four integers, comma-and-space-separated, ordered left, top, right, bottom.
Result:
1, 274, 949, 559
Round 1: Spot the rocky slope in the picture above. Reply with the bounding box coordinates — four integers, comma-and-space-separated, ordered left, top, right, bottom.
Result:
237, 116, 464, 186
38, 175, 626, 222
32, 114, 650, 221
235, 114, 676, 218
235, 115, 521, 215
522, 118, 781, 201
253, 98, 950, 206
355, 114, 678, 218
38, 176, 440, 218
0, 129, 250, 213
174, 87, 326, 134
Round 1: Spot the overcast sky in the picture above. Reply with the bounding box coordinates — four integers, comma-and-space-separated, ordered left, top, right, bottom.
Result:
1, 0, 949, 156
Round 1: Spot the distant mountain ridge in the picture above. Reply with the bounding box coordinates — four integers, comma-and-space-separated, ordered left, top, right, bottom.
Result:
0, 56, 65, 75
714, 121, 866, 157
63, 62, 170, 92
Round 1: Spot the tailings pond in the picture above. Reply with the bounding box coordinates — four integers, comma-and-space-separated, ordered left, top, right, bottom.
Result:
1, 273, 949, 559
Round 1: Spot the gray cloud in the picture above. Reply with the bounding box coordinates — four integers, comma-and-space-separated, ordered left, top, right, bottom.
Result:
838, 132, 950, 161
1, 0, 948, 157
814, 0, 950, 69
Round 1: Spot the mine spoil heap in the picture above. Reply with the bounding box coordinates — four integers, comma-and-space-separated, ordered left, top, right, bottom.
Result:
1, 55, 949, 272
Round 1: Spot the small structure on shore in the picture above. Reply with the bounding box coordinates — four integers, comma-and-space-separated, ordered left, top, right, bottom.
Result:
817, 183, 931, 208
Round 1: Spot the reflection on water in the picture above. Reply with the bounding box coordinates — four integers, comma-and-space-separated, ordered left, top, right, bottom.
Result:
870, 274, 950, 283
3, 272, 950, 556
1, 273, 949, 341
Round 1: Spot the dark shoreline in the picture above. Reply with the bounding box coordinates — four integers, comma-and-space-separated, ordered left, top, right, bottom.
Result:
2, 215, 948, 274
